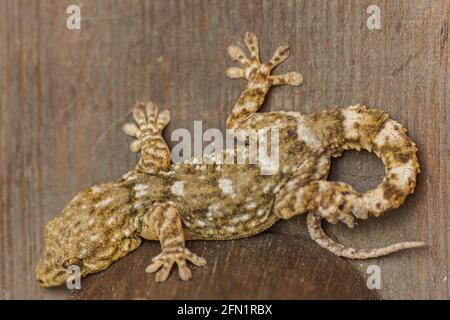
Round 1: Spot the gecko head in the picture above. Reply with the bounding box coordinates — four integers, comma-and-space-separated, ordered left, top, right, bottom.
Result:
36, 214, 90, 288
36, 186, 139, 287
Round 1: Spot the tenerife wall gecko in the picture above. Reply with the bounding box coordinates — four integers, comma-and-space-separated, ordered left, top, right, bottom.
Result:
36, 32, 425, 287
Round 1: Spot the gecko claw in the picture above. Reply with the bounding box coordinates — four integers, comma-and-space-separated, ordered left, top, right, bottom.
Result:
123, 101, 171, 152
146, 247, 206, 282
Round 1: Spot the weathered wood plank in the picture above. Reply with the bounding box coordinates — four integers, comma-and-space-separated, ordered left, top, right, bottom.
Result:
74, 233, 379, 300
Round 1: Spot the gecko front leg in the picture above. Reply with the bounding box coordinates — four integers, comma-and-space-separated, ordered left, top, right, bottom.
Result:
141, 203, 207, 282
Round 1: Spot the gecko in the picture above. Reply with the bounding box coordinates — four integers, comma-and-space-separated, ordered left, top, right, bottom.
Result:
36, 32, 425, 287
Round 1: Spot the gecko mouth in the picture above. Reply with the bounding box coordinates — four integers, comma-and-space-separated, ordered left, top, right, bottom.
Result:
36, 271, 67, 287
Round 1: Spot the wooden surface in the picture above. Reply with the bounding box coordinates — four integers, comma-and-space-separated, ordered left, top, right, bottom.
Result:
74, 234, 378, 300
0, 0, 448, 299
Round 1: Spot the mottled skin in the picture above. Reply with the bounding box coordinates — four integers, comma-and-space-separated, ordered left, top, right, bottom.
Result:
37, 33, 425, 287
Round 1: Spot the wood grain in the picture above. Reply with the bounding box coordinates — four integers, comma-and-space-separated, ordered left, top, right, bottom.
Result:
74, 234, 379, 300
0, 0, 448, 299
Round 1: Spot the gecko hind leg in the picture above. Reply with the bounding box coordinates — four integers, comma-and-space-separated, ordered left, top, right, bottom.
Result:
226, 32, 303, 128
122, 101, 172, 172
275, 180, 426, 258
275, 180, 360, 228
142, 203, 207, 282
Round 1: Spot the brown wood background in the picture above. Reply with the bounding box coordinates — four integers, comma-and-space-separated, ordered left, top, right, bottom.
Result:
0, 0, 448, 299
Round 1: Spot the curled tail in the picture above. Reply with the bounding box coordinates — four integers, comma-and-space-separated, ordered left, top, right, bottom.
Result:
275, 104, 425, 257
339, 104, 420, 218
307, 212, 425, 259
308, 105, 424, 258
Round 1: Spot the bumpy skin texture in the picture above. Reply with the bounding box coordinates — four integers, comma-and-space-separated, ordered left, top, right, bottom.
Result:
36, 33, 424, 287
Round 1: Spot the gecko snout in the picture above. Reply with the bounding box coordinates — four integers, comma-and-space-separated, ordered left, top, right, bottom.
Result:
36, 250, 70, 288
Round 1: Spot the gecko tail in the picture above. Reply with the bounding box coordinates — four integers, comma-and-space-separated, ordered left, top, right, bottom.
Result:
306, 212, 426, 259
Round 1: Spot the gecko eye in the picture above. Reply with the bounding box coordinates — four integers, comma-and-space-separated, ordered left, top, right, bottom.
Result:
62, 257, 83, 269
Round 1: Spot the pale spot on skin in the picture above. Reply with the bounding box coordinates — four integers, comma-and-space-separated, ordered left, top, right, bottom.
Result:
107, 217, 116, 225
159, 170, 175, 176
136, 190, 148, 198
134, 184, 148, 191
95, 196, 114, 208
273, 183, 284, 193
225, 226, 237, 233
231, 214, 251, 224
207, 203, 220, 220
248, 82, 266, 90
90, 235, 99, 241
133, 217, 140, 229
249, 220, 258, 228
122, 171, 133, 179
297, 117, 322, 149
170, 181, 185, 197
195, 219, 206, 227
183, 220, 192, 227
286, 179, 299, 189
256, 208, 266, 217
218, 178, 235, 197
133, 202, 142, 209
263, 183, 272, 193
245, 202, 257, 210
281, 165, 291, 174
122, 239, 131, 251
91, 185, 103, 193
123, 229, 131, 237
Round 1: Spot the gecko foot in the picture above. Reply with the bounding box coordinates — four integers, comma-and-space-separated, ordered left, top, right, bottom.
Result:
122, 101, 171, 152
145, 247, 207, 282
226, 32, 303, 87
123, 101, 172, 170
